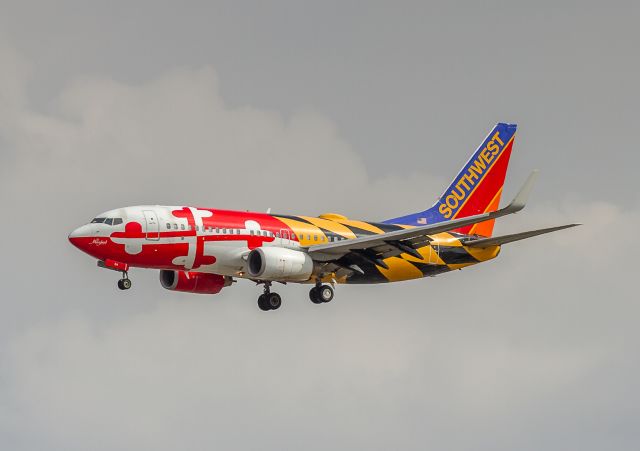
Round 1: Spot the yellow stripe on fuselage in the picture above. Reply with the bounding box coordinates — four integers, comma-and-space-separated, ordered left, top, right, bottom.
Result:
334, 219, 387, 234
275, 216, 329, 247
298, 216, 358, 238
464, 244, 501, 262
377, 257, 424, 282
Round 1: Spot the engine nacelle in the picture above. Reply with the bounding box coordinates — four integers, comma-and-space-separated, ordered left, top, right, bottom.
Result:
159, 270, 231, 294
247, 247, 313, 281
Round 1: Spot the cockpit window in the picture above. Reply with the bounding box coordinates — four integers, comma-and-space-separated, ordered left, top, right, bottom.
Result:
92, 217, 123, 226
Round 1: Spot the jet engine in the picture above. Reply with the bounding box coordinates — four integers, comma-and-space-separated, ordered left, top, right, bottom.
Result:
247, 247, 313, 281
159, 270, 232, 294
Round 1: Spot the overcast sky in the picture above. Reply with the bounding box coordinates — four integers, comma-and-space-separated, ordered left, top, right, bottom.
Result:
1, 1, 638, 450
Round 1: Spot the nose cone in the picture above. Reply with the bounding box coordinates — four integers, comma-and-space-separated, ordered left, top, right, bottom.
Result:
68, 224, 93, 250
68, 227, 82, 250
68, 226, 82, 240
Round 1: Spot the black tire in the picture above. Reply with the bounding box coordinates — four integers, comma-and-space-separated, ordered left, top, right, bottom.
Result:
319, 285, 334, 303
121, 279, 132, 290
267, 292, 282, 310
309, 287, 323, 304
258, 294, 270, 311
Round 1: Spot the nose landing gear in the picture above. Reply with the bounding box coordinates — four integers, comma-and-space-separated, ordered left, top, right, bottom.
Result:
98, 260, 132, 291
117, 272, 132, 290
257, 282, 281, 311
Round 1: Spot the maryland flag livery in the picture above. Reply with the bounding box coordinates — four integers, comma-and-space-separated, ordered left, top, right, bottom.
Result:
69, 123, 579, 311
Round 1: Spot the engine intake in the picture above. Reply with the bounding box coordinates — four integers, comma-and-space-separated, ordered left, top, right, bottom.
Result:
159, 270, 231, 294
247, 247, 313, 281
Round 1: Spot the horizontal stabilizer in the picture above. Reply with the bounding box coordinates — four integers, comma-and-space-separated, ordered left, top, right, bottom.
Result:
465, 223, 581, 248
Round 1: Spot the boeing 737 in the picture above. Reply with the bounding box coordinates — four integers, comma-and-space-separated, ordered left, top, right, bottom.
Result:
69, 123, 579, 311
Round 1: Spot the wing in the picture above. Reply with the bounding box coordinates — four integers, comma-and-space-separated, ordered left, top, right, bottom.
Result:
307, 171, 539, 267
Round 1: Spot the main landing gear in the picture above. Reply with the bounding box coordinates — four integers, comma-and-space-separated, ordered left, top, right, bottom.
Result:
117, 272, 132, 290
309, 283, 334, 304
257, 282, 281, 311
256, 281, 334, 311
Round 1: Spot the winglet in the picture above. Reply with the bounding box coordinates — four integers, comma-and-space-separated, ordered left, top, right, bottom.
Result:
504, 170, 538, 214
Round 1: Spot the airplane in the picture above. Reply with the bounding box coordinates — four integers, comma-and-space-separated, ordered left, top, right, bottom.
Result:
68, 123, 579, 311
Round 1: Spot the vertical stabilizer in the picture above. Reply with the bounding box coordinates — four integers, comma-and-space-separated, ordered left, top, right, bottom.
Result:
384, 123, 517, 237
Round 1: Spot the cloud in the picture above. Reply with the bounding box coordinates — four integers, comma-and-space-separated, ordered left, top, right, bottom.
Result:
0, 38, 638, 451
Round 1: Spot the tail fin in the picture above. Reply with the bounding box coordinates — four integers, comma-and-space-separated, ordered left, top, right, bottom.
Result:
384, 122, 517, 237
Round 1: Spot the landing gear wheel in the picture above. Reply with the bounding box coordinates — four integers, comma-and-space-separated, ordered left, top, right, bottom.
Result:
267, 292, 282, 310
256, 281, 281, 311
318, 285, 334, 303
309, 287, 323, 304
118, 278, 132, 290
258, 294, 270, 311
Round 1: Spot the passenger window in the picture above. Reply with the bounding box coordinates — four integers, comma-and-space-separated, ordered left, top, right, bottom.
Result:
314, 235, 317, 241
180, 224, 185, 230
173, 224, 178, 230
216, 228, 220, 233
166, 223, 171, 230
307, 234, 311, 240
291, 233, 296, 239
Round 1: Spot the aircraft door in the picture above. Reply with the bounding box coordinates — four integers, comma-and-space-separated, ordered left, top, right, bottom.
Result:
429, 243, 440, 264
143, 210, 160, 241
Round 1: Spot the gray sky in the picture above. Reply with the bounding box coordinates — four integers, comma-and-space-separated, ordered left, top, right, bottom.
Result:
0, 1, 638, 450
